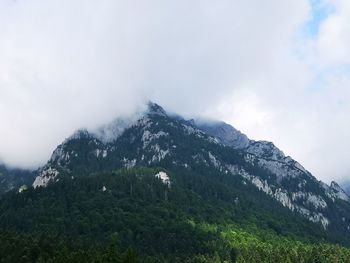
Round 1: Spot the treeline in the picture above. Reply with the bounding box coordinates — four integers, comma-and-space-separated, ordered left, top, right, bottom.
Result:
0, 232, 140, 263
2, 226, 350, 262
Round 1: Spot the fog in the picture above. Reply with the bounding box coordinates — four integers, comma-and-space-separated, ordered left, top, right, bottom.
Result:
1, 0, 350, 183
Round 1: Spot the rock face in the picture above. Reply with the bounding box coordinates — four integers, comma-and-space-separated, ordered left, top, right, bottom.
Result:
32, 167, 59, 188
327, 181, 350, 202
32, 102, 350, 234
155, 171, 171, 187
194, 120, 250, 149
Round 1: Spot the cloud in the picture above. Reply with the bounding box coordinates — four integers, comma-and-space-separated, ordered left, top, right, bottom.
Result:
0, 0, 350, 184
206, 0, 350, 183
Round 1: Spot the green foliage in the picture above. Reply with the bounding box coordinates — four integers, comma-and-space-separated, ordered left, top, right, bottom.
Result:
0, 232, 141, 263
221, 227, 350, 262
0, 168, 349, 261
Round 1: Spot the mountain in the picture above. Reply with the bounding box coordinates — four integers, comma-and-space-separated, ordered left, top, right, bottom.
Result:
1, 102, 350, 261
31, 103, 350, 234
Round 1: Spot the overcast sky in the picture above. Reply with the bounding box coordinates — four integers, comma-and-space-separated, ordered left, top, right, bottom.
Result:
0, 0, 349, 184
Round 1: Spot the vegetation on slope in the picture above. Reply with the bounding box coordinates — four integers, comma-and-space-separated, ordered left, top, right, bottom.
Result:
0, 168, 350, 262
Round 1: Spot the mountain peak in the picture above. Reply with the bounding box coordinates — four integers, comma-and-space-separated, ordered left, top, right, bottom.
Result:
147, 102, 167, 116
331, 181, 347, 194
66, 129, 92, 141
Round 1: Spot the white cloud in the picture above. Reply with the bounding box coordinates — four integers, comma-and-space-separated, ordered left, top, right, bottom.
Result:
207, 0, 350, 183
1, 0, 350, 184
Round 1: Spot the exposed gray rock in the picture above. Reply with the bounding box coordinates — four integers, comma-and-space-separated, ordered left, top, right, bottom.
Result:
246, 141, 285, 161
195, 120, 250, 149
322, 181, 350, 202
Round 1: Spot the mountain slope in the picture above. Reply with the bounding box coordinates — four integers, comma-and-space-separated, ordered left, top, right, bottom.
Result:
2, 168, 350, 262
193, 120, 350, 230
29, 102, 350, 241
341, 181, 350, 197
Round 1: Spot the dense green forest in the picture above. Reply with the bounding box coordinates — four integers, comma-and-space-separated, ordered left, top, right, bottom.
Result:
2, 225, 350, 262
1, 168, 350, 262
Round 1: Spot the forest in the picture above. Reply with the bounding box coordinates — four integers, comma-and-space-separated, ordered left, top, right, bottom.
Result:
0, 168, 350, 262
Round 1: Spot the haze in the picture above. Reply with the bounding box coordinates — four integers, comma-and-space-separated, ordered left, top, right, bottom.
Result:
0, 0, 350, 184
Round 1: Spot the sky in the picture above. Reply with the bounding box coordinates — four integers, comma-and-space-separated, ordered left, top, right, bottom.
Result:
0, 0, 350, 184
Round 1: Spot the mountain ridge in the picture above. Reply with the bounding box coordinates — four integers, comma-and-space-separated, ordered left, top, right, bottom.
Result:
28, 102, 350, 238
